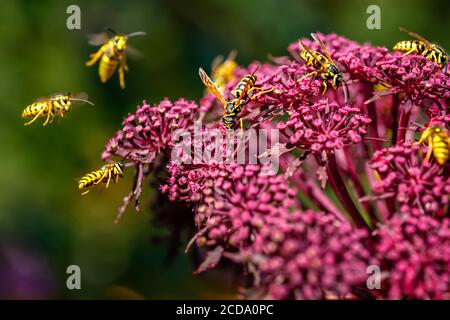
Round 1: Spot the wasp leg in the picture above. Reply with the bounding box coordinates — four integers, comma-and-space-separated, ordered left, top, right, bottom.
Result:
43, 108, 54, 126
118, 64, 126, 89
240, 118, 245, 137
85, 48, 103, 67
105, 170, 112, 188
118, 57, 128, 89
298, 71, 318, 82
24, 107, 46, 126
424, 135, 433, 162
81, 189, 90, 195
321, 80, 328, 95
402, 48, 416, 56
250, 87, 275, 100
95, 170, 109, 185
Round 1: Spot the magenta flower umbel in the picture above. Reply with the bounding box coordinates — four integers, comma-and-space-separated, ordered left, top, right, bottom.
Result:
100, 32, 450, 299
375, 215, 450, 299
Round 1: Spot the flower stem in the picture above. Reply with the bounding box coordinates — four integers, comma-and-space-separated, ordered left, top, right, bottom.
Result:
326, 152, 369, 229
397, 102, 411, 144
279, 155, 345, 221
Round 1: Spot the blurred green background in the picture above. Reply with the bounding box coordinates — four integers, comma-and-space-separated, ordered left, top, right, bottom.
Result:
0, 0, 448, 299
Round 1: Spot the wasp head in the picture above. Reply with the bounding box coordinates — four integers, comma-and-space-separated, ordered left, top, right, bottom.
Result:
113, 35, 128, 52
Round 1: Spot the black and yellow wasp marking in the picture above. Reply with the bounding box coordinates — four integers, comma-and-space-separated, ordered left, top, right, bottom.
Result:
78, 161, 125, 195
22, 93, 94, 126
394, 27, 448, 71
199, 67, 249, 129
230, 66, 273, 101
417, 126, 450, 166
85, 28, 146, 89
299, 33, 349, 102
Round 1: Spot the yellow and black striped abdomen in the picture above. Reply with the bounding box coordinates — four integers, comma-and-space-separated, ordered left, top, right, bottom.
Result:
432, 134, 450, 165
300, 49, 326, 69
233, 74, 256, 99
393, 40, 426, 54
78, 170, 105, 189
22, 101, 50, 118
99, 54, 119, 83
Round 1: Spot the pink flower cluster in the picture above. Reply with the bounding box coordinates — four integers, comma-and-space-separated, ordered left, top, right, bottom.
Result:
371, 143, 450, 217
101, 32, 450, 299
375, 215, 450, 299
250, 211, 375, 299
278, 99, 371, 155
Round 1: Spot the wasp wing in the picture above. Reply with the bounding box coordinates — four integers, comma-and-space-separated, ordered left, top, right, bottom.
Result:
299, 40, 328, 69
311, 33, 336, 64
87, 32, 110, 46
126, 45, 144, 59
198, 67, 227, 106
399, 27, 431, 47
210, 54, 224, 73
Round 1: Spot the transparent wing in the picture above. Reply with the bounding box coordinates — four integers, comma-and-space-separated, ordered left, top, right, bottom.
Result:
211, 54, 224, 73
399, 27, 431, 47
34, 96, 49, 103
311, 33, 335, 63
299, 40, 328, 69
87, 32, 110, 46
198, 68, 227, 106
127, 45, 143, 60
226, 49, 238, 62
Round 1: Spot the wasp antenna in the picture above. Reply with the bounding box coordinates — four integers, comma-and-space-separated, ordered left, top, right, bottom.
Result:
342, 80, 350, 103
71, 98, 95, 106
121, 151, 132, 163
127, 31, 146, 38
252, 65, 260, 74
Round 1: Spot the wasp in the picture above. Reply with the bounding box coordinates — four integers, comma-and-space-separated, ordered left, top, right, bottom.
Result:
78, 160, 126, 195
299, 33, 349, 101
22, 93, 94, 126
393, 27, 448, 72
85, 28, 146, 89
199, 67, 247, 129
417, 126, 450, 166
210, 50, 238, 93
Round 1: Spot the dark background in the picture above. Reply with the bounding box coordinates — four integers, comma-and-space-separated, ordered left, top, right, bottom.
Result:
0, 0, 448, 299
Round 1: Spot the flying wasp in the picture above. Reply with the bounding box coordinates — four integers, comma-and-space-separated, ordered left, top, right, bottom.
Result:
85, 28, 146, 89
78, 157, 128, 195
22, 93, 94, 126
299, 33, 349, 102
417, 126, 450, 166
210, 50, 238, 93
393, 27, 448, 72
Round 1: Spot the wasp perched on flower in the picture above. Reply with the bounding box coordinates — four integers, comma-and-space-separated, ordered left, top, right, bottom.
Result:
85, 28, 146, 89
299, 33, 349, 102
393, 27, 448, 72
78, 157, 129, 195
417, 126, 450, 165
22, 93, 94, 126
199, 67, 249, 130
210, 50, 238, 94
199, 66, 273, 129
